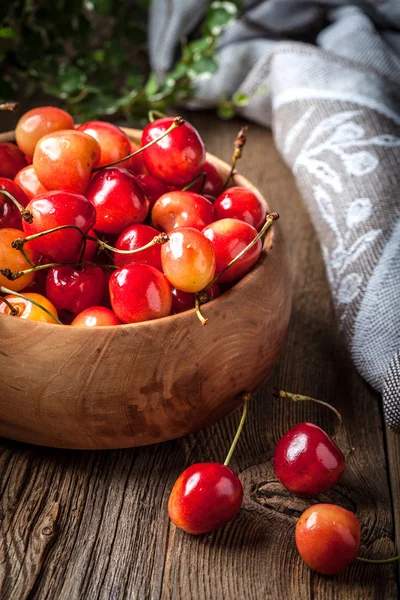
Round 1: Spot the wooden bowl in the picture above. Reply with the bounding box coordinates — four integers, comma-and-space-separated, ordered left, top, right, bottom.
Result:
0, 127, 292, 449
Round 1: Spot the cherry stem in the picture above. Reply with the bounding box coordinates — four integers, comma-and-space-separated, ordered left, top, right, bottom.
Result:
19, 245, 36, 268
272, 389, 343, 439
0, 190, 33, 223
148, 109, 166, 122
0, 285, 62, 324
224, 395, 250, 467
93, 116, 185, 171
86, 232, 169, 255
0, 102, 20, 112
356, 555, 400, 565
14, 224, 86, 249
0, 295, 18, 315
223, 125, 248, 190
182, 172, 207, 193
1, 260, 117, 280
194, 293, 208, 326
203, 212, 279, 290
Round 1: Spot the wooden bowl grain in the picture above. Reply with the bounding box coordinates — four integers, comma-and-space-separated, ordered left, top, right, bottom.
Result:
0, 127, 292, 449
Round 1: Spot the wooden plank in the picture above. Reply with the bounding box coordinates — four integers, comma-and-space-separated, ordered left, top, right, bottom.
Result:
0, 114, 398, 599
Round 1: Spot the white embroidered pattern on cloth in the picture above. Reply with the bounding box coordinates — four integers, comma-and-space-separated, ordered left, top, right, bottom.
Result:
283, 108, 400, 323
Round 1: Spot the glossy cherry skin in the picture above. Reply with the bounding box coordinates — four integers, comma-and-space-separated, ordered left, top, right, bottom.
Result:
168, 463, 243, 535
0, 292, 59, 323
114, 224, 162, 270
46, 265, 105, 315
135, 174, 171, 209
77, 121, 132, 168
0, 228, 37, 292
141, 117, 206, 187
152, 191, 215, 233
161, 227, 216, 293
15, 106, 74, 158
203, 218, 262, 283
187, 160, 224, 197
171, 282, 220, 314
214, 186, 267, 231
296, 504, 361, 575
86, 167, 149, 235
0, 178, 29, 229
14, 165, 48, 200
23, 191, 96, 263
274, 422, 346, 496
33, 130, 101, 194
0, 143, 27, 179
109, 262, 172, 324
127, 141, 148, 175
71, 306, 121, 327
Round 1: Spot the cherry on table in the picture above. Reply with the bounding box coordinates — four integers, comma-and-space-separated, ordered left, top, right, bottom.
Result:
152, 191, 215, 233
15, 106, 74, 158
141, 117, 206, 187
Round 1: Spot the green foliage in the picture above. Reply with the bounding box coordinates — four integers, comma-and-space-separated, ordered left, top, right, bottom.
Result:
0, 0, 246, 122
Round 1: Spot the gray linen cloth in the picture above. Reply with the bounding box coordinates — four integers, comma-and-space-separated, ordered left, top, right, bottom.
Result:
149, 0, 400, 432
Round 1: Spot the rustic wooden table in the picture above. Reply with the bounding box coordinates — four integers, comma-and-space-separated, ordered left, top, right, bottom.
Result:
0, 114, 399, 600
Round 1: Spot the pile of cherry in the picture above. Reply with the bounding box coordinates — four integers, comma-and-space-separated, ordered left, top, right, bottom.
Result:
0, 106, 275, 326
169, 391, 400, 575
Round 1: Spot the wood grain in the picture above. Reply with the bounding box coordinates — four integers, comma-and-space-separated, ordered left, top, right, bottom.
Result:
0, 114, 398, 599
0, 135, 292, 449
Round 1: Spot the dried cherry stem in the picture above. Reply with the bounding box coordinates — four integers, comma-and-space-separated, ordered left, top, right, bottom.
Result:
1, 260, 118, 281
19, 246, 36, 268
0, 190, 33, 223
224, 395, 250, 467
356, 555, 400, 565
272, 389, 343, 440
148, 109, 166, 122
223, 125, 248, 189
182, 172, 207, 193
93, 116, 185, 171
0, 295, 17, 315
194, 293, 208, 326
12, 224, 86, 250
0, 102, 19, 112
86, 232, 169, 255
204, 211, 279, 290
0, 285, 62, 324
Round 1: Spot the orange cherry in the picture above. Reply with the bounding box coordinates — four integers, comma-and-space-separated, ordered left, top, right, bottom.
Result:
0, 292, 59, 323
15, 106, 74, 158
77, 121, 131, 168
71, 306, 121, 327
0, 228, 37, 292
14, 165, 48, 200
33, 130, 101, 195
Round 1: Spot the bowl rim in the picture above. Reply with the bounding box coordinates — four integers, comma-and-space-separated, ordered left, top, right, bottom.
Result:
0, 126, 274, 331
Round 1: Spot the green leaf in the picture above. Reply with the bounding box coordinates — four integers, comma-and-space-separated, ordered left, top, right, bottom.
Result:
144, 72, 159, 97
187, 56, 218, 80
232, 91, 249, 107
0, 27, 15, 39
58, 65, 86, 97
217, 101, 235, 120
203, 1, 238, 37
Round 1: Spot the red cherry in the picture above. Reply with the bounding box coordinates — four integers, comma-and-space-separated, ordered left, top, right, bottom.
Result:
86, 167, 149, 235
161, 227, 216, 293
187, 160, 224, 197
81, 229, 99, 262
171, 282, 220, 314
202, 218, 262, 283
71, 306, 121, 327
0, 178, 29, 229
141, 117, 206, 187
152, 191, 215, 233
14, 165, 48, 200
15, 106, 74, 158
274, 422, 346, 496
77, 121, 132, 168
33, 130, 101, 194
109, 263, 172, 324
127, 141, 148, 175
0, 143, 27, 179
168, 463, 243, 535
46, 265, 105, 315
296, 504, 361, 575
135, 174, 171, 209
114, 224, 162, 270
214, 186, 267, 231
22, 191, 96, 263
